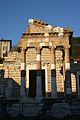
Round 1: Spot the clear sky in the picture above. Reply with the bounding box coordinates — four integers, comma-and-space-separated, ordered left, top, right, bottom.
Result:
0, 0, 80, 46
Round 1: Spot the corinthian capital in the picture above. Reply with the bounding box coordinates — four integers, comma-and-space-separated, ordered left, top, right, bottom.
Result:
64, 45, 71, 49
35, 46, 42, 54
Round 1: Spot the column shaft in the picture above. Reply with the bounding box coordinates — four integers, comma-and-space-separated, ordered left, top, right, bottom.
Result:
51, 47, 57, 97
36, 47, 42, 98
21, 48, 26, 87
20, 48, 26, 102
65, 47, 72, 95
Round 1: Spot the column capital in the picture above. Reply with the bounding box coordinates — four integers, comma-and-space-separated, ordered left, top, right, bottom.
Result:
49, 45, 56, 51
21, 47, 26, 52
35, 46, 42, 54
35, 45, 42, 50
50, 46, 56, 55
64, 45, 70, 49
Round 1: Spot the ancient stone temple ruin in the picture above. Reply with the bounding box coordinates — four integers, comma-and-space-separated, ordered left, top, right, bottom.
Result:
0, 19, 80, 102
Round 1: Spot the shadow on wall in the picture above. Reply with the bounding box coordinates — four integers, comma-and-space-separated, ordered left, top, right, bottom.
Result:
0, 78, 20, 99
0, 77, 52, 100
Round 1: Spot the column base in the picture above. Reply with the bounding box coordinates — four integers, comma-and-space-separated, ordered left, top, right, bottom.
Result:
26, 98, 35, 103
66, 88, 72, 95
51, 93, 58, 98
35, 96, 43, 102
19, 95, 27, 103
20, 86, 27, 103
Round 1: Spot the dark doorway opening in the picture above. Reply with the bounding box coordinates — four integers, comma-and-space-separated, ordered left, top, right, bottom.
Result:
29, 70, 45, 98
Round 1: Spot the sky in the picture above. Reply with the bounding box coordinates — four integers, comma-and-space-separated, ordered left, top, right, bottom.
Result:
0, 0, 80, 46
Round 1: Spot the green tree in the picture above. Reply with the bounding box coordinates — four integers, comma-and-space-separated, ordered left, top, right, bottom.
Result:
72, 37, 80, 60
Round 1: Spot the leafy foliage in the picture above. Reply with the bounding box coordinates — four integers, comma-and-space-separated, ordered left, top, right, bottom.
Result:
72, 37, 80, 60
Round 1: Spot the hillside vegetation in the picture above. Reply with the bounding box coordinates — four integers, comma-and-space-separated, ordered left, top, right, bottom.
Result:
72, 37, 80, 60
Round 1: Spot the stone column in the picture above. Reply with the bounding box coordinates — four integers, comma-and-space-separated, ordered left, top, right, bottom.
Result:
36, 46, 42, 99
65, 46, 72, 96
20, 48, 27, 102
50, 46, 57, 97
5, 78, 12, 98
5, 66, 12, 98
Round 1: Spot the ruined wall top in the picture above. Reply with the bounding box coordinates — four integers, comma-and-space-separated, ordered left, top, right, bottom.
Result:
24, 19, 73, 36
18, 18, 73, 48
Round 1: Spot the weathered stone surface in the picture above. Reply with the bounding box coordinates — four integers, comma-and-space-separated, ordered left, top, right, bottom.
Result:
23, 103, 43, 117
46, 102, 71, 118
71, 102, 80, 116
7, 104, 22, 117
0, 103, 6, 118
